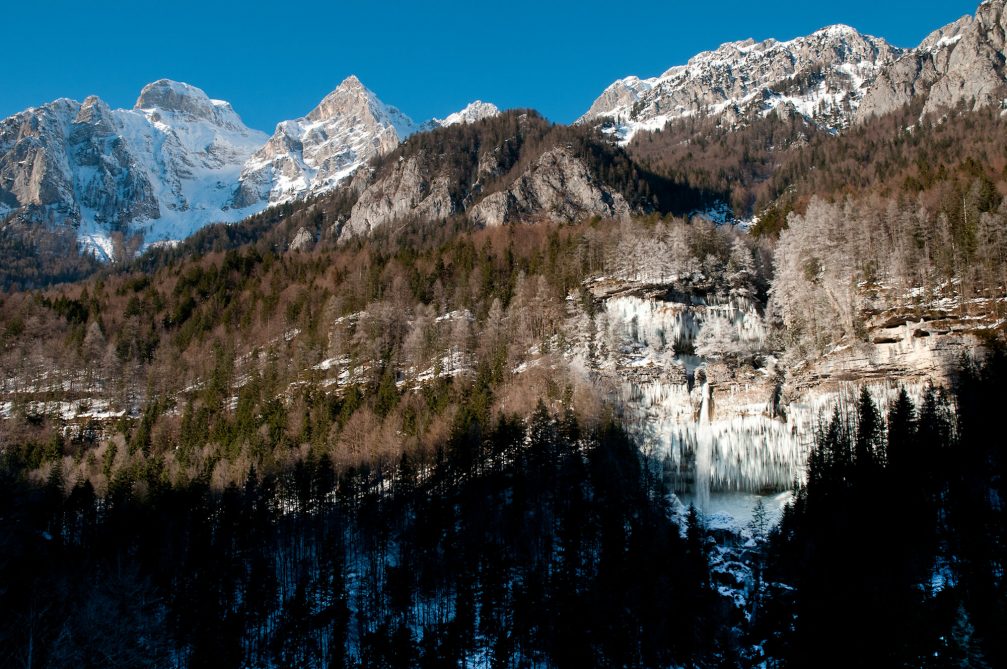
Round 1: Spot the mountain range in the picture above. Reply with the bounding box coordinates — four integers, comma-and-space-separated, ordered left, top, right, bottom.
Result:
3, 0, 1007, 259
582, 0, 1007, 140
0, 76, 498, 258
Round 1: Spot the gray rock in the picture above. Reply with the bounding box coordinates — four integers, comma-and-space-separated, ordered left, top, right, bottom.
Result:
344, 144, 633, 238
343, 155, 460, 237
469, 147, 631, 227
289, 226, 314, 251
581, 25, 903, 140
857, 2, 1007, 122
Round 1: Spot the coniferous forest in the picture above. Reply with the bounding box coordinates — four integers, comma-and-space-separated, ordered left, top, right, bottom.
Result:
2, 407, 718, 668
2, 352, 1005, 667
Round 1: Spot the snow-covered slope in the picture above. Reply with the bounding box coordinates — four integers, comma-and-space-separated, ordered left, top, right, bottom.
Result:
429, 100, 501, 128
0, 79, 268, 258
0, 77, 499, 257
581, 25, 904, 142
115, 80, 270, 247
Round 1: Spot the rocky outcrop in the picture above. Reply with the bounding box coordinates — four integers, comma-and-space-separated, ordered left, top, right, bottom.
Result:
288, 226, 314, 251
342, 126, 639, 238
581, 25, 903, 141
134, 79, 252, 131
468, 147, 631, 227
858, 2, 1007, 122
342, 155, 460, 237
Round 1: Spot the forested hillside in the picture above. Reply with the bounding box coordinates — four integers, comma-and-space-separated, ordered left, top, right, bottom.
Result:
0, 215, 766, 492
2, 411, 730, 668
3, 5, 1007, 664
755, 353, 1007, 667
629, 101, 1007, 240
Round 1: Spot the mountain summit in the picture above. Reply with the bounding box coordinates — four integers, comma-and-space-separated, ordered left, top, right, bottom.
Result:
0, 76, 497, 256
233, 77, 500, 209
0, 79, 267, 257
133, 79, 248, 131
231, 76, 423, 208
580, 25, 903, 141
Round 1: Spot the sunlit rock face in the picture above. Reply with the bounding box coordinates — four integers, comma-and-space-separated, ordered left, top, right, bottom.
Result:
858, 0, 1007, 122
580, 25, 904, 142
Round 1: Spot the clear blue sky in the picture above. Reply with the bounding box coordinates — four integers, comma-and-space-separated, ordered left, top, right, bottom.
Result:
4, 0, 980, 132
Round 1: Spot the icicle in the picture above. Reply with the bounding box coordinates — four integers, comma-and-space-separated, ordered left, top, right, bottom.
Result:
695, 381, 712, 511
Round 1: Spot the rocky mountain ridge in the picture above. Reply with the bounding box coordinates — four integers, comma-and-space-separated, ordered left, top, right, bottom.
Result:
233, 77, 500, 211
580, 25, 904, 142
0, 80, 269, 258
337, 111, 680, 238
0, 77, 497, 257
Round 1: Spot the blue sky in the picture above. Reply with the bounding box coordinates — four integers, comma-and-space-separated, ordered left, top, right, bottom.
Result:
4, 0, 980, 132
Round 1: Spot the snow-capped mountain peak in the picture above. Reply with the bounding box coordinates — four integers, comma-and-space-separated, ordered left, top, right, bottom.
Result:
305, 75, 415, 134
581, 25, 904, 142
811, 23, 862, 38
233, 78, 501, 208
0, 80, 268, 259
1, 72, 501, 254
232, 75, 422, 208
133, 79, 249, 132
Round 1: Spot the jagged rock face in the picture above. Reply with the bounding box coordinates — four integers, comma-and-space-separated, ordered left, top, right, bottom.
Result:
926, 0, 1007, 114
469, 147, 631, 227
343, 140, 635, 237
0, 80, 268, 258
0, 95, 165, 241
343, 155, 460, 237
288, 226, 314, 251
134, 79, 251, 132
233, 78, 501, 209
0, 75, 498, 258
581, 25, 903, 141
71, 97, 160, 225
232, 76, 416, 208
858, 1, 1007, 121
0, 99, 84, 217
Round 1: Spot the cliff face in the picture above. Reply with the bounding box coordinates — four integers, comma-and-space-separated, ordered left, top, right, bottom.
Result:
467, 147, 632, 228
570, 277, 988, 505
858, 1, 1007, 121
340, 113, 658, 238
0, 81, 267, 257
